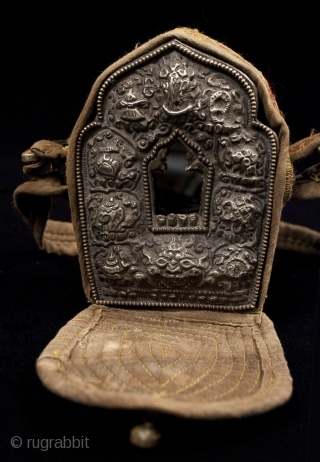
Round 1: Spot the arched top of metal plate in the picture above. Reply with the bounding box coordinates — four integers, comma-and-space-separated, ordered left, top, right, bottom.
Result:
75, 39, 277, 310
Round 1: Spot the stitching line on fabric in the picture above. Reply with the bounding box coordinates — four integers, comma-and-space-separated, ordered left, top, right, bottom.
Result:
44, 231, 75, 237
101, 309, 258, 329
132, 332, 203, 390
118, 330, 157, 392
56, 313, 109, 385
173, 329, 235, 398
245, 327, 262, 395
73, 318, 236, 397
207, 329, 247, 401
149, 328, 190, 371
82, 322, 118, 391
66, 317, 223, 395
55, 309, 101, 360
54, 311, 272, 403
259, 325, 275, 391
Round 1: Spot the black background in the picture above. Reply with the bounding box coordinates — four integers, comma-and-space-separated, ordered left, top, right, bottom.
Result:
1, 1, 320, 461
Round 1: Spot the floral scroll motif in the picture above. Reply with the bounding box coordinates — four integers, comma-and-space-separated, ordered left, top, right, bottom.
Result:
88, 129, 140, 191
209, 245, 257, 291
212, 190, 263, 245
95, 244, 146, 285
88, 192, 140, 241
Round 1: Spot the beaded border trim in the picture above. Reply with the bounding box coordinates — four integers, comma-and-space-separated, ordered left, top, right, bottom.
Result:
76, 40, 278, 311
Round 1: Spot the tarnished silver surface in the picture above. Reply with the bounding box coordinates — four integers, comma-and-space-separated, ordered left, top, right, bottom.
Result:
129, 422, 161, 448
21, 150, 39, 163
76, 40, 277, 310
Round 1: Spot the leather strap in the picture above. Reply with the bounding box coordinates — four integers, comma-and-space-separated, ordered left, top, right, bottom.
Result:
42, 219, 77, 256
13, 140, 69, 250
290, 133, 320, 200
277, 221, 320, 256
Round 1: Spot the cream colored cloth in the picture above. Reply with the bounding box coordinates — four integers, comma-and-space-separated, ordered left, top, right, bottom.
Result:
16, 28, 312, 419
37, 305, 292, 418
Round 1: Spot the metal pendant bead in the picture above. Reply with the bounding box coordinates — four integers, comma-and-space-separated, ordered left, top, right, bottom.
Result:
21, 150, 39, 163
129, 422, 161, 448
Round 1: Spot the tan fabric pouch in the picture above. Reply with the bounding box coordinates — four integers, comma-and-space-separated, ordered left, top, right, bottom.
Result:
13, 28, 320, 427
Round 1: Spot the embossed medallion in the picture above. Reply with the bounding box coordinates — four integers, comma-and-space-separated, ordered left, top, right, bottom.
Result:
76, 40, 277, 310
